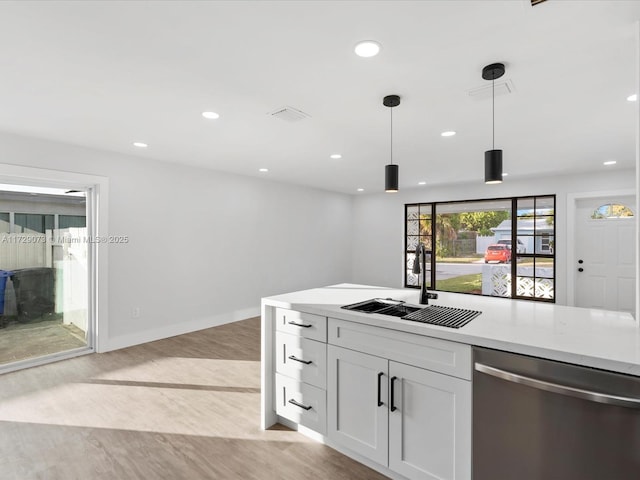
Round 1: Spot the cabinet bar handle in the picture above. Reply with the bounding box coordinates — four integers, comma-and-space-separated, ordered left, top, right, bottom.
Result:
377, 372, 384, 407
287, 321, 312, 328
288, 399, 312, 411
288, 355, 312, 365
475, 362, 640, 409
390, 376, 398, 412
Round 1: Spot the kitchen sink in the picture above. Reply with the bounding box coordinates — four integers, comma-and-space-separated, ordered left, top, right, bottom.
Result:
341, 298, 481, 328
341, 298, 422, 317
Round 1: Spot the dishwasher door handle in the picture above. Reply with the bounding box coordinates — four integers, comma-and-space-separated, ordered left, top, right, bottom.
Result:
475, 362, 640, 409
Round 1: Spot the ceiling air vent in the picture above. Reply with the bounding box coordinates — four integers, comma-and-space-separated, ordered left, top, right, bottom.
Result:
467, 79, 515, 100
267, 106, 311, 122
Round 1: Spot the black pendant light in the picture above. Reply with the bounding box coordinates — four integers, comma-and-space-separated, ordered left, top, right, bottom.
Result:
482, 63, 505, 184
384, 94, 400, 192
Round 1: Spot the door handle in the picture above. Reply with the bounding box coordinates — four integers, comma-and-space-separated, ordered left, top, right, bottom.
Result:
377, 372, 384, 407
288, 355, 312, 365
287, 321, 312, 328
288, 399, 312, 411
390, 376, 398, 412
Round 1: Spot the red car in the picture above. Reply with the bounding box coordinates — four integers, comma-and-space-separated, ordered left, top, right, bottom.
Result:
484, 244, 511, 263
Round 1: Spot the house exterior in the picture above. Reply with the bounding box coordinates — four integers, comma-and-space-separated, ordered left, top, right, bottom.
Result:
491, 218, 555, 254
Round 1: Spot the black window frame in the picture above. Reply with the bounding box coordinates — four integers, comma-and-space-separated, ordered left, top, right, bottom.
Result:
405, 194, 556, 303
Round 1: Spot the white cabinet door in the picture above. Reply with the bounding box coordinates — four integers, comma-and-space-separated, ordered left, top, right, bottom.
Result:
389, 361, 471, 480
327, 345, 389, 466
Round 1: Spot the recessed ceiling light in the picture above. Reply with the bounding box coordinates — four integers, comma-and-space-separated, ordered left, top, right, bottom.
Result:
357, 188, 364, 192
259, 168, 269, 172
418, 181, 426, 185
354, 41, 381, 58
133, 142, 148, 148
627, 94, 637, 102
202, 111, 220, 119
603, 160, 617, 166
441, 131, 456, 137
330, 154, 342, 159
502, 173, 509, 176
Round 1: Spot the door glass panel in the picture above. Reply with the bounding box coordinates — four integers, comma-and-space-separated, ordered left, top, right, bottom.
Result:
0, 185, 89, 367
591, 203, 635, 219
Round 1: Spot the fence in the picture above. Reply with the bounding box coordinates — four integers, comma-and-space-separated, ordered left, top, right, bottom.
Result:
0, 233, 50, 269
481, 264, 554, 299
0, 229, 88, 333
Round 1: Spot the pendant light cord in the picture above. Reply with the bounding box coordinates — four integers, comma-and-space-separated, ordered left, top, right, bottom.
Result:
390, 106, 394, 165
492, 76, 495, 150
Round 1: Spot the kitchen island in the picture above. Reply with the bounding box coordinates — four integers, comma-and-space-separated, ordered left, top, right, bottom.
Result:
261, 283, 639, 480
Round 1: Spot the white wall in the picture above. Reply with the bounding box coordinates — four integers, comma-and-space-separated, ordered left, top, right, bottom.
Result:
0, 132, 353, 350
351, 169, 636, 306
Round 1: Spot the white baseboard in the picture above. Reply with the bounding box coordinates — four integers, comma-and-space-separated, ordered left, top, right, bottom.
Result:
100, 306, 260, 352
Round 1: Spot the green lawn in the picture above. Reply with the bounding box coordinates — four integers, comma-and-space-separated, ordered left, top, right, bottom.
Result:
436, 273, 482, 294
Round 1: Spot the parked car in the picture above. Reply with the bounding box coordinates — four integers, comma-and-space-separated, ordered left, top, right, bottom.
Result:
497, 238, 526, 254
485, 244, 511, 263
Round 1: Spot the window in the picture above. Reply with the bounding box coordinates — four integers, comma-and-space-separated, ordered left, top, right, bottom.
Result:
405, 195, 556, 302
590, 203, 634, 219
13, 213, 54, 234
406, 204, 433, 288
0, 213, 9, 233
59, 215, 87, 229
514, 196, 555, 300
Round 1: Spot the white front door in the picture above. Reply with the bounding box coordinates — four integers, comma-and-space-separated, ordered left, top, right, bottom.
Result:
574, 195, 636, 314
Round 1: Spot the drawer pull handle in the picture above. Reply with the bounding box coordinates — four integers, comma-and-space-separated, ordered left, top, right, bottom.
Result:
288, 399, 312, 411
390, 376, 398, 412
288, 355, 312, 365
377, 372, 384, 407
287, 321, 312, 328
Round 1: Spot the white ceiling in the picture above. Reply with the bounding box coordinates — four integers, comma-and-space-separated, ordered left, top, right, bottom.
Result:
0, 0, 639, 194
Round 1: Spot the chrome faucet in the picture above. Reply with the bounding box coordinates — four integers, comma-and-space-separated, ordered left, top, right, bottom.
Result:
412, 243, 431, 305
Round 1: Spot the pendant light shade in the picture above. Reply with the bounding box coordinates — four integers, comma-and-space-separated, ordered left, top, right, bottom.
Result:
482, 63, 505, 184
484, 149, 503, 184
383, 94, 401, 193
385, 164, 399, 192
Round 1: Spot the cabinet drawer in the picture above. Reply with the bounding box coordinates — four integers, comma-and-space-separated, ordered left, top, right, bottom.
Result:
276, 332, 327, 389
275, 308, 327, 342
328, 318, 472, 380
275, 373, 326, 435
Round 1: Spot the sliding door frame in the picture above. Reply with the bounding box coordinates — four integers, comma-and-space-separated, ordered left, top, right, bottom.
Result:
0, 163, 109, 373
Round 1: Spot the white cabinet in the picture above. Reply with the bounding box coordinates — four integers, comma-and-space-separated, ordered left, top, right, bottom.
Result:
266, 307, 471, 480
275, 373, 326, 435
273, 308, 327, 434
388, 361, 471, 480
275, 307, 326, 342
327, 319, 471, 480
327, 345, 389, 466
276, 331, 327, 389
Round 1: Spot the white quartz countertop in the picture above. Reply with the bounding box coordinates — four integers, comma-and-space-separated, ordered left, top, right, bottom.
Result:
262, 283, 640, 376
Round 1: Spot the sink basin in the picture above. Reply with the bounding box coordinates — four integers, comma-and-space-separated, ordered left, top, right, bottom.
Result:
341, 298, 422, 317
341, 298, 482, 328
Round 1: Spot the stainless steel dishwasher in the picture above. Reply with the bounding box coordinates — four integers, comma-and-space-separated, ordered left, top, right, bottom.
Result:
473, 346, 640, 480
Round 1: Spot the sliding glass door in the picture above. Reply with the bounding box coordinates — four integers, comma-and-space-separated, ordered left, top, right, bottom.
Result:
0, 183, 92, 368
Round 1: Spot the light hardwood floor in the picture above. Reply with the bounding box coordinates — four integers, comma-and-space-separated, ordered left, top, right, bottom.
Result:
0, 317, 389, 480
